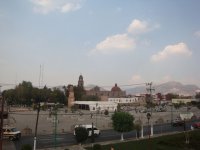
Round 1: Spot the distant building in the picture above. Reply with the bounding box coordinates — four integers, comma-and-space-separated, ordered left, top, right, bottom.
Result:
73, 101, 117, 112
108, 96, 145, 106
68, 85, 75, 108
172, 98, 199, 104
69, 75, 147, 111
86, 83, 126, 101
78, 75, 84, 88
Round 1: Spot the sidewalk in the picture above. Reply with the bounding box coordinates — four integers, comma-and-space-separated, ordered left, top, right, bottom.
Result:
3, 140, 16, 150
38, 145, 86, 150
38, 131, 184, 150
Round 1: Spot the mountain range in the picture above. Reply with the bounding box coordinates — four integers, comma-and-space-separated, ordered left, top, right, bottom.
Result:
125, 81, 200, 96
85, 81, 200, 96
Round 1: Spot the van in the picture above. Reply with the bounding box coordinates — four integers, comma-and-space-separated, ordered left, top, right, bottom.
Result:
74, 124, 100, 137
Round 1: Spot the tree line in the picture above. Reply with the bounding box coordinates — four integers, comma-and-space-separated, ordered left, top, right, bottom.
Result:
2, 81, 67, 106
2, 81, 100, 106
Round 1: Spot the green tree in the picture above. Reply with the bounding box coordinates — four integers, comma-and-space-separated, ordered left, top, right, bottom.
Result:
93, 144, 102, 150
112, 112, 134, 141
32, 87, 42, 103
15, 81, 33, 106
74, 127, 88, 144
73, 86, 85, 101
49, 88, 66, 104
173, 102, 184, 110
3, 89, 17, 105
134, 119, 142, 139
21, 144, 32, 150
165, 93, 179, 101
195, 92, 200, 99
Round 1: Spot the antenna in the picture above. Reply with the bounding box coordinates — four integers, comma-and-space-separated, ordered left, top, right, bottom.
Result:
41, 64, 44, 88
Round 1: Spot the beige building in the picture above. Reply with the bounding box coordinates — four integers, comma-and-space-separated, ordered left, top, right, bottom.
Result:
86, 83, 126, 101
172, 98, 196, 104
68, 85, 75, 108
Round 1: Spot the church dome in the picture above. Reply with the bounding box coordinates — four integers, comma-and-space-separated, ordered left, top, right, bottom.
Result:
111, 83, 121, 92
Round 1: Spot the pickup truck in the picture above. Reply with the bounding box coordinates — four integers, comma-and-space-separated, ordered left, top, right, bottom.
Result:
3, 127, 21, 141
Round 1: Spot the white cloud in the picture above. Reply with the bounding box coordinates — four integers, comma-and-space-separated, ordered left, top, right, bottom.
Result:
30, 0, 82, 14
130, 74, 143, 83
151, 42, 192, 62
127, 19, 159, 35
90, 34, 135, 55
194, 30, 200, 37
89, 18, 159, 55
127, 19, 148, 34
60, 2, 81, 13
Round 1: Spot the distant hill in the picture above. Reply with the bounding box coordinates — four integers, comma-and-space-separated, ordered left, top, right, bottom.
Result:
125, 81, 200, 96
85, 84, 108, 91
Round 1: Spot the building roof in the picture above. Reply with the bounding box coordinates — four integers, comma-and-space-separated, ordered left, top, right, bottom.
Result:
73, 101, 117, 106
111, 83, 121, 92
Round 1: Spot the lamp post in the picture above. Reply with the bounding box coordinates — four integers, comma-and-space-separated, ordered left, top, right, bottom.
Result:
96, 103, 98, 127
146, 113, 151, 139
170, 103, 173, 125
147, 112, 151, 150
0, 89, 4, 150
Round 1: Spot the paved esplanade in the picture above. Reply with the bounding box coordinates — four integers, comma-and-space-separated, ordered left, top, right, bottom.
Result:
6, 106, 200, 135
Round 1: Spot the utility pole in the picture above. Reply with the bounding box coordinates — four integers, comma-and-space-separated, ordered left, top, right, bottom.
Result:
33, 103, 40, 150
0, 87, 4, 150
53, 105, 58, 149
146, 82, 155, 115
34, 66, 42, 150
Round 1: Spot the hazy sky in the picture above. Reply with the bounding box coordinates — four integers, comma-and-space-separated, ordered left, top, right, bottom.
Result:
1, 0, 200, 89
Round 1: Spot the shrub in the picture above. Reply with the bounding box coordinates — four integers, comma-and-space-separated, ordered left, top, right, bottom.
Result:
74, 127, 88, 144
21, 144, 32, 150
93, 144, 102, 150
104, 110, 109, 115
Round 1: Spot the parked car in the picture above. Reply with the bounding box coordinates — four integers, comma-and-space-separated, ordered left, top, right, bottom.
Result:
172, 118, 184, 127
3, 126, 21, 141
74, 124, 101, 137
192, 122, 200, 129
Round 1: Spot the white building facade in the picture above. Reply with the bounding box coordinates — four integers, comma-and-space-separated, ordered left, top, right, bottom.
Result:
73, 101, 118, 112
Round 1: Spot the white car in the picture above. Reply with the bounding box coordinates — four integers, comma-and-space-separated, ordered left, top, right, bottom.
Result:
3, 127, 21, 141
74, 124, 100, 137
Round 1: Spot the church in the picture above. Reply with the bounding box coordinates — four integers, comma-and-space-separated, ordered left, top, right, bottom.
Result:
68, 75, 145, 111
78, 75, 126, 101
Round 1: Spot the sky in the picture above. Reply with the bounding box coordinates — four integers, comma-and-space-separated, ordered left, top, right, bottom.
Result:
0, 0, 200, 89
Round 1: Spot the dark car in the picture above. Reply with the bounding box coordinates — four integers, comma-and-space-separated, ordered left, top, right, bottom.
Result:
192, 122, 200, 129
172, 119, 184, 127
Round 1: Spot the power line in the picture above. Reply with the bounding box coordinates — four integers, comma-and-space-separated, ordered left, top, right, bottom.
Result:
95, 82, 147, 88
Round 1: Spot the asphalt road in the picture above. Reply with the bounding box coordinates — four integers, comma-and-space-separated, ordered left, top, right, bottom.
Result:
12, 121, 194, 150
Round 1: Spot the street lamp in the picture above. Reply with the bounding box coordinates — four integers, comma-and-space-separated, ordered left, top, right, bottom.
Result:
0, 89, 4, 150
146, 113, 151, 139
146, 112, 151, 150
96, 103, 98, 126
169, 103, 173, 125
